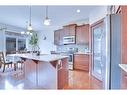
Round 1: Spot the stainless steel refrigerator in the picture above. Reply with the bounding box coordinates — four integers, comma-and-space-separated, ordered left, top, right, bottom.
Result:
92, 14, 121, 89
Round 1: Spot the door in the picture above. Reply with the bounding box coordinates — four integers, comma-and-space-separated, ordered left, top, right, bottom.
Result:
91, 19, 104, 81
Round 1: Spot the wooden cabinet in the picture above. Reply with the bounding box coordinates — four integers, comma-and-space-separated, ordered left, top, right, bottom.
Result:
74, 54, 89, 71
121, 70, 127, 89
54, 24, 90, 45
121, 6, 127, 64
76, 24, 89, 44
24, 58, 68, 89
59, 29, 64, 45
57, 58, 68, 89
63, 24, 76, 37
54, 29, 64, 45
54, 24, 76, 46
120, 6, 127, 89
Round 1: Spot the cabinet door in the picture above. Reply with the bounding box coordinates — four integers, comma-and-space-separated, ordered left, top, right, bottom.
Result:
24, 60, 37, 85
76, 24, 89, 44
121, 6, 127, 64
57, 58, 68, 89
63, 24, 76, 37
59, 29, 64, 45
63, 26, 70, 37
69, 24, 76, 36
121, 70, 127, 89
74, 54, 89, 71
121, 6, 127, 89
76, 26, 82, 44
54, 30, 60, 45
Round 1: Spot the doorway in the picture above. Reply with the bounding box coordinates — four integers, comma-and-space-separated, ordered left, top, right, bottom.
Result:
91, 19, 104, 81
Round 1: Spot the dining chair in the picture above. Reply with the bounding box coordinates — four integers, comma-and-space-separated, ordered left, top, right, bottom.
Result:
15, 50, 25, 70
0, 52, 13, 72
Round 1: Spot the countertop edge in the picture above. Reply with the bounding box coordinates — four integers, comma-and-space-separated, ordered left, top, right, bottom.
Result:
119, 64, 127, 72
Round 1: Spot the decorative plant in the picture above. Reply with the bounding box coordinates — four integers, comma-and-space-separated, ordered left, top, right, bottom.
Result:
29, 33, 38, 51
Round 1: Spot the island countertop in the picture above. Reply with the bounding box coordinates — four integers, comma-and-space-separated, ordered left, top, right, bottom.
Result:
7, 53, 68, 62
119, 64, 127, 72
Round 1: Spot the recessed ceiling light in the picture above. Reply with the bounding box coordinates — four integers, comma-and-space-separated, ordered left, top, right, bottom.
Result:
76, 9, 80, 13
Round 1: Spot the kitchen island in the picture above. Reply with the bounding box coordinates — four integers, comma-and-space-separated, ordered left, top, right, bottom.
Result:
8, 53, 69, 89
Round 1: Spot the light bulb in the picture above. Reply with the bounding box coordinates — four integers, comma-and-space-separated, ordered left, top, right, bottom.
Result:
30, 32, 33, 36
27, 24, 33, 31
26, 31, 30, 35
76, 9, 80, 13
44, 18, 51, 26
21, 31, 25, 34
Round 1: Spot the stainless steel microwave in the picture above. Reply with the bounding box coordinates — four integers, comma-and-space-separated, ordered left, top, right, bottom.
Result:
63, 36, 75, 44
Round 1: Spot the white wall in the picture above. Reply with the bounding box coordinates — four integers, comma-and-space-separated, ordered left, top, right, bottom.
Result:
89, 6, 108, 25
37, 29, 56, 54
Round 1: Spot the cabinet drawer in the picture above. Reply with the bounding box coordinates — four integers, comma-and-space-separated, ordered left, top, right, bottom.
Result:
74, 55, 89, 60
74, 63, 89, 71
74, 54, 89, 71
74, 60, 89, 64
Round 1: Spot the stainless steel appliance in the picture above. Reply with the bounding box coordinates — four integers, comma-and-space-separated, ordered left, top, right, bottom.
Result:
63, 36, 75, 44
59, 48, 78, 70
67, 47, 78, 70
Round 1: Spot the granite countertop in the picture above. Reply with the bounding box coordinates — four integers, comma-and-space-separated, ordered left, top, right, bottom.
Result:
119, 64, 127, 72
7, 53, 68, 62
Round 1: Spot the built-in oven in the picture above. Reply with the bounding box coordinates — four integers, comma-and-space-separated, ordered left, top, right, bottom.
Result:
60, 53, 74, 70
63, 36, 75, 44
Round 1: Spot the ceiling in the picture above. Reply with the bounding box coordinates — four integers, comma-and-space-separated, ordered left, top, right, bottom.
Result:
0, 6, 107, 32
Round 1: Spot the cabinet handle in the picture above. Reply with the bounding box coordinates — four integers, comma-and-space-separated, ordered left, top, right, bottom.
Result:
57, 60, 63, 70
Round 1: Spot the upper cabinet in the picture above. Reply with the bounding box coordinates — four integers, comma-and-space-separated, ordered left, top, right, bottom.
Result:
76, 24, 90, 45
63, 24, 76, 37
54, 24, 90, 46
54, 29, 64, 45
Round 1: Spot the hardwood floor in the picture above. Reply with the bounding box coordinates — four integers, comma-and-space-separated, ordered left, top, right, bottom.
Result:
0, 68, 102, 89
64, 70, 103, 89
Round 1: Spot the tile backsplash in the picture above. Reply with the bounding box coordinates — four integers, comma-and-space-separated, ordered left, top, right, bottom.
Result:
57, 44, 89, 53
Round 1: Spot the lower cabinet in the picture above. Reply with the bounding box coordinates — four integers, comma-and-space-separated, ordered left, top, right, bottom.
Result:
74, 54, 89, 71
24, 58, 69, 89
121, 70, 127, 89
57, 58, 69, 89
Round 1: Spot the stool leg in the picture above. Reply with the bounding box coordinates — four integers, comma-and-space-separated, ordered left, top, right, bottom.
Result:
3, 64, 6, 72
14, 64, 16, 71
8, 64, 9, 68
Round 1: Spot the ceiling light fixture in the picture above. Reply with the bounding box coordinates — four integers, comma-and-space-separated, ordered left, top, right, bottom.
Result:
44, 6, 51, 26
76, 9, 81, 13
27, 6, 33, 32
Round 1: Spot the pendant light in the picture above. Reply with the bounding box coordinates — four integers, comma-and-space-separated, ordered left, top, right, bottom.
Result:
21, 6, 33, 36
44, 6, 51, 26
27, 6, 33, 32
